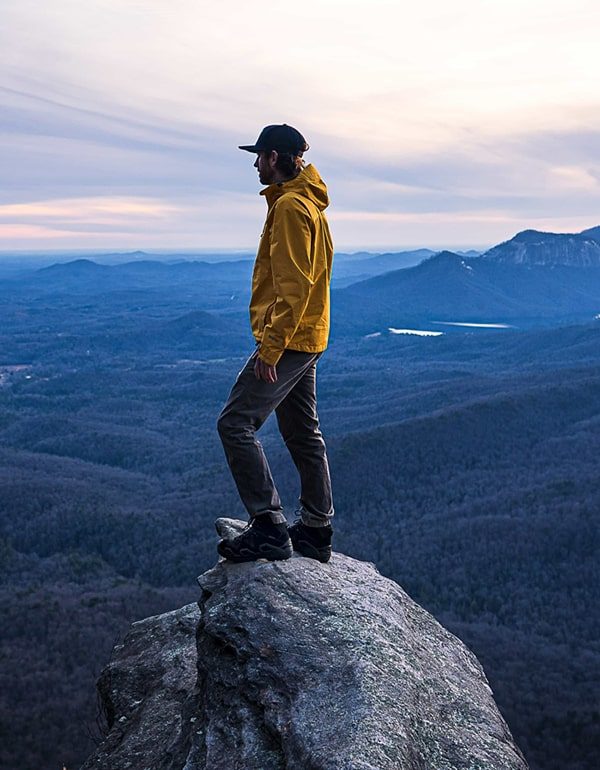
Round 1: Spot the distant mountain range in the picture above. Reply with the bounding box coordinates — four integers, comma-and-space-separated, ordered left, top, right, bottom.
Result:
0, 258, 255, 315
332, 225, 600, 332
3, 224, 600, 333
331, 249, 436, 285
331, 248, 484, 285
28, 257, 254, 293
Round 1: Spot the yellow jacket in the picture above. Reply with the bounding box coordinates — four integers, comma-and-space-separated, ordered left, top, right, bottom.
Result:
250, 164, 334, 366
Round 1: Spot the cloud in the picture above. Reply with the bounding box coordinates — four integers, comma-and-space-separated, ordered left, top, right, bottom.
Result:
1, 0, 600, 249
0, 192, 264, 248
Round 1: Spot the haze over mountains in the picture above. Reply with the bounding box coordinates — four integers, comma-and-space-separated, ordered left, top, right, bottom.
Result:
3, 224, 600, 325
0, 223, 599, 770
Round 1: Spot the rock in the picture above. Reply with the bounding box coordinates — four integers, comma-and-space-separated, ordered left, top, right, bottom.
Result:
214, 515, 247, 541
80, 602, 201, 770
482, 228, 600, 267
82, 522, 529, 769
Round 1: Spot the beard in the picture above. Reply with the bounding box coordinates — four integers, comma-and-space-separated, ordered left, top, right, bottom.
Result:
258, 166, 275, 185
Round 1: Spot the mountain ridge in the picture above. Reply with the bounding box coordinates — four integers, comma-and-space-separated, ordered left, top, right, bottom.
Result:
481, 225, 600, 266
332, 226, 600, 331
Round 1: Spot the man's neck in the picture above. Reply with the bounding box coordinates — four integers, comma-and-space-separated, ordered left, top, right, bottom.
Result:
273, 169, 301, 185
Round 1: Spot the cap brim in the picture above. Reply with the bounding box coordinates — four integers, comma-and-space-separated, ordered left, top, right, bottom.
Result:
238, 144, 259, 152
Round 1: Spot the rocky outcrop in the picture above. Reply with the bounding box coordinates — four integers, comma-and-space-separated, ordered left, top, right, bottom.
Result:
81, 601, 201, 769
82, 519, 529, 770
482, 227, 600, 267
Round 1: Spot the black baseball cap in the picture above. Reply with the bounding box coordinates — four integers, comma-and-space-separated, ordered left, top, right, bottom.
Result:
239, 124, 309, 155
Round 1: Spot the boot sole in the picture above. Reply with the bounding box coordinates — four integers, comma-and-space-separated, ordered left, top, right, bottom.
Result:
217, 539, 293, 563
291, 538, 332, 564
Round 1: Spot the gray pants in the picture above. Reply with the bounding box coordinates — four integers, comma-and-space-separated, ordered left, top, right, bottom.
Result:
217, 347, 334, 527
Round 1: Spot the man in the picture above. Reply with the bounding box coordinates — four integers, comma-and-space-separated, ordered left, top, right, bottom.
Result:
216, 123, 334, 564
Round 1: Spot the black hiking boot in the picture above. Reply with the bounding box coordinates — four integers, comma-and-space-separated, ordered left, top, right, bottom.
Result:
287, 519, 333, 563
217, 516, 292, 563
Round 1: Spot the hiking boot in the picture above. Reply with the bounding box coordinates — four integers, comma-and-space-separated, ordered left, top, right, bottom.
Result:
288, 519, 333, 563
217, 516, 292, 563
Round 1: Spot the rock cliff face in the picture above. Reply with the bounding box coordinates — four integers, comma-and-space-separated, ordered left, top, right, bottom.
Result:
82, 519, 529, 770
482, 227, 600, 267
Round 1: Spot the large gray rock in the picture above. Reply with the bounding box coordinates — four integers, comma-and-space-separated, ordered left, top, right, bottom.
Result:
81, 602, 201, 770
82, 521, 528, 770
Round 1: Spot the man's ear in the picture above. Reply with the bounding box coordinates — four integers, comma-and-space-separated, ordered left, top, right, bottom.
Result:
269, 150, 278, 167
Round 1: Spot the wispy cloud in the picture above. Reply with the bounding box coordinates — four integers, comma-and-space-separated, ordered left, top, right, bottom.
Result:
1, 0, 599, 250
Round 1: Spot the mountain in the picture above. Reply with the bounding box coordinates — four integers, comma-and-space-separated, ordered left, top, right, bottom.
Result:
7, 258, 254, 295
456, 249, 483, 257
332, 248, 435, 278
335, 250, 512, 322
10, 252, 438, 295
481, 226, 600, 266
331, 249, 483, 286
581, 225, 600, 240
332, 225, 600, 333
332, 249, 600, 333
81, 523, 528, 770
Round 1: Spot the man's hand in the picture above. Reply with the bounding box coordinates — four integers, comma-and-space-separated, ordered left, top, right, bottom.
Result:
254, 354, 278, 383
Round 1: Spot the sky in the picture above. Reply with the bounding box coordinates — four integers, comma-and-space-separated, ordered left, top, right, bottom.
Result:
1, 0, 599, 254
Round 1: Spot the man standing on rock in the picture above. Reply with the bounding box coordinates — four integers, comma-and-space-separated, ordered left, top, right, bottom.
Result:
216, 123, 335, 564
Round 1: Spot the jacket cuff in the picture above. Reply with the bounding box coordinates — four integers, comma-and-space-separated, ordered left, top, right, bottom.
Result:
258, 344, 283, 366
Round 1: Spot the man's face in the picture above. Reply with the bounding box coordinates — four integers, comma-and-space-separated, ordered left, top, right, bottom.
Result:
254, 150, 277, 185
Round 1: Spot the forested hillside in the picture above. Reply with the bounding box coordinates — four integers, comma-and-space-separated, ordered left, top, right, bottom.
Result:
0, 251, 599, 769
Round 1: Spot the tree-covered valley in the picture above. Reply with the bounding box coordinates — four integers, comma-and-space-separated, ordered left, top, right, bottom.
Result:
1, 233, 599, 769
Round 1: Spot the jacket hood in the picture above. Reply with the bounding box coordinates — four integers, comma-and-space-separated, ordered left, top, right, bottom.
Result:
261, 164, 330, 211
